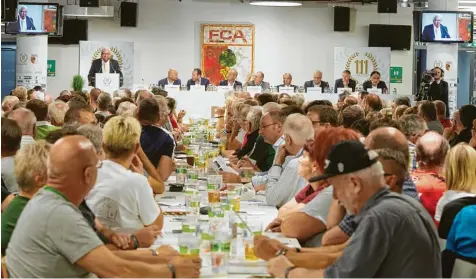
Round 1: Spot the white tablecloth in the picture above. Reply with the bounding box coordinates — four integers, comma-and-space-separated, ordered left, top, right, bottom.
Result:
167, 91, 226, 119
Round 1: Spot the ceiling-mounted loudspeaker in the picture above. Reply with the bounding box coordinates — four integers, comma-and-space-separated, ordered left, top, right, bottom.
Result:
334, 6, 356, 32
120, 2, 137, 27
1, 0, 18, 22
80, 0, 100, 8
378, 0, 397, 14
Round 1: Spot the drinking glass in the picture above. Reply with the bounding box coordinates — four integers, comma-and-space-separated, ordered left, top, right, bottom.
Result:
187, 167, 200, 186
179, 234, 201, 256
189, 193, 201, 216
182, 216, 199, 234
207, 175, 222, 204
211, 230, 231, 276
240, 167, 254, 183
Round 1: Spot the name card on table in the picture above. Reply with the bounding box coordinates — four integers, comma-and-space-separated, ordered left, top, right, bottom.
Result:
190, 85, 206, 93
164, 85, 180, 94
217, 86, 234, 93
337, 88, 353, 94
306, 87, 322, 93
367, 88, 382, 94
246, 86, 262, 96
279, 87, 295, 94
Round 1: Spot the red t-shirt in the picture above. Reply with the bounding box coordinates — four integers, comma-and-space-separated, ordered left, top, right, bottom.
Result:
169, 115, 179, 129
295, 182, 328, 204
439, 117, 452, 129
411, 169, 447, 220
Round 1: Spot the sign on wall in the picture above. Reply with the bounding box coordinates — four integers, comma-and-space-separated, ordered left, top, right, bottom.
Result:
390, 67, 403, 84
16, 35, 48, 89
426, 44, 458, 116
201, 24, 255, 85
334, 47, 391, 88
79, 41, 134, 89
47, 60, 56, 77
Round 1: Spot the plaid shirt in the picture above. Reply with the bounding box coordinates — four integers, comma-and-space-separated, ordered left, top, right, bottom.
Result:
408, 142, 418, 172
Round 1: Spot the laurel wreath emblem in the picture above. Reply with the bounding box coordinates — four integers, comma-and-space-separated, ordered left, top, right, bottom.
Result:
92, 47, 124, 70
345, 52, 359, 71
364, 52, 378, 71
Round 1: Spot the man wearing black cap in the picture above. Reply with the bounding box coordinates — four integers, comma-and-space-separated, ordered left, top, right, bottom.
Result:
266, 140, 441, 278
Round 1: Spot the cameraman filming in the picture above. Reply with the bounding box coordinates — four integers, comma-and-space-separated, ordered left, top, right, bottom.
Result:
428, 67, 449, 117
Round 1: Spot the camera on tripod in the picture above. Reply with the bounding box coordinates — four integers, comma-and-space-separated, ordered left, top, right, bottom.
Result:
416, 70, 435, 101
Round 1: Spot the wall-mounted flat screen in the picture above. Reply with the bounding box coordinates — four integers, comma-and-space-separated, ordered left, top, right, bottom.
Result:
420, 11, 473, 43
369, 24, 412, 50
4, 2, 59, 35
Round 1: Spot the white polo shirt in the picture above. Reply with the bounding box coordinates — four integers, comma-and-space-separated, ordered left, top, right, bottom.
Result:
86, 160, 160, 229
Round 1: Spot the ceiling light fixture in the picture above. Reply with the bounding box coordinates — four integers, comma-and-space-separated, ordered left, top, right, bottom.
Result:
249, 1, 302, 7
399, 0, 410, 8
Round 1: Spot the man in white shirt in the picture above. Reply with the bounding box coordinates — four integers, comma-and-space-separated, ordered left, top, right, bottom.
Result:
304, 70, 330, 92
16, 6, 36, 32
422, 14, 451, 41
87, 47, 124, 87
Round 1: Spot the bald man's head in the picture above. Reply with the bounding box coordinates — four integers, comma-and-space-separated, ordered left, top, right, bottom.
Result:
415, 131, 449, 167
7, 108, 36, 136
364, 127, 409, 169
48, 135, 99, 204
168, 69, 178, 81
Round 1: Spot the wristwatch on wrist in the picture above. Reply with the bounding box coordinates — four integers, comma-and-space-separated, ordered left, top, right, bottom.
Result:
131, 235, 139, 249
274, 249, 288, 257
168, 263, 176, 278
284, 266, 297, 278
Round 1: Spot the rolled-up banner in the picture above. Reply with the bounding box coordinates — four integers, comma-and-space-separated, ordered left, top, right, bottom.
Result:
16, 35, 48, 89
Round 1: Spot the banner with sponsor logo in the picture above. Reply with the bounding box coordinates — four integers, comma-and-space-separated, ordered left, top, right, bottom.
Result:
79, 41, 134, 90
426, 44, 458, 116
334, 47, 391, 89
201, 24, 254, 85
16, 35, 48, 89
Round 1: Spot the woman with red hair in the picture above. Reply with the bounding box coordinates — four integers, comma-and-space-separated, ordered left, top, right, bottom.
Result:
277, 127, 361, 219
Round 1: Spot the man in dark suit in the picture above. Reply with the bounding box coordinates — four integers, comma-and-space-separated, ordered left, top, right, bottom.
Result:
362, 71, 388, 93
10, 6, 36, 33
87, 47, 123, 87
186, 68, 210, 91
304, 70, 330, 92
219, 69, 242, 90
421, 14, 451, 41
276, 73, 298, 92
428, 67, 449, 117
334, 70, 356, 93
158, 69, 182, 87
246, 71, 270, 90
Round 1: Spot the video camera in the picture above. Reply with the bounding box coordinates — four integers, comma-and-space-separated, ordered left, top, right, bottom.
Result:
416, 70, 435, 101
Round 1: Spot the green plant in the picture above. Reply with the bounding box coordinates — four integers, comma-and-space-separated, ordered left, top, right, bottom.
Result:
71, 75, 84, 92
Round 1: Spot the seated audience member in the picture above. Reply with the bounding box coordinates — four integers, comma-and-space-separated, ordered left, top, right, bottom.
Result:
88, 88, 102, 112
369, 118, 401, 132
444, 110, 462, 142
233, 107, 275, 172
262, 101, 281, 114
266, 140, 441, 278
303, 100, 333, 114
95, 93, 112, 117
450, 105, 476, 146
244, 110, 285, 187
418, 101, 443, 134
277, 73, 298, 92
48, 101, 69, 127
1, 141, 50, 254
306, 105, 338, 135
151, 87, 168, 97
343, 96, 357, 106
365, 111, 384, 122
281, 105, 303, 116
363, 93, 382, 114
166, 97, 185, 132
350, 118, 371, 137
1, 178, 15, 212
6, 135, 200, 278
336, 92, 349, 110
59, 90, 71, 97
154, 95, 177, 140
257, 93, 277, 106
2, 96, 20, 116
26, 99, 59, 140
7, 108, 36, 149
229, 104, 259, 160
276, 127, 360, 238
442, 205, 476, 277
380, 107, 393, 120
278, 94, 292, 105
434, 100, 451, 129
392, 96, 411, 108
227, 101, 250, 149
12, 86, 27, 103
439, 195, 476, 240
471, 119, 476, 148
392, 104, 408, 120
1, 119, 22, 192
404, 105, 419, 115
87, 116, 163, 230
135, 89, 153, 106
435, 144, 476, 222
339, 105, 364, 128
265, 114, 313, 207
291, 94, 305, 109
64, 104, 97, 126
398, 114, 428, 172
77, 124, 106, 160
116, 101, 137, 117
138, 99, 175, 180
411, 132, 449, 219
362, 71, 387, 92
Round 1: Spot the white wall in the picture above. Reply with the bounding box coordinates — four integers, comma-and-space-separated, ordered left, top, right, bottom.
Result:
47, 0, 414, 97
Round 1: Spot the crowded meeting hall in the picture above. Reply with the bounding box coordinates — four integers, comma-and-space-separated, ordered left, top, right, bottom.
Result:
2, 0, 476, 278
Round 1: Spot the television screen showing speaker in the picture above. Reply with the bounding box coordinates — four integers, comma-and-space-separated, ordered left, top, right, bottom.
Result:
368, 24, 412, 50
420, 11, 473, 43
4, 2, 60, 35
